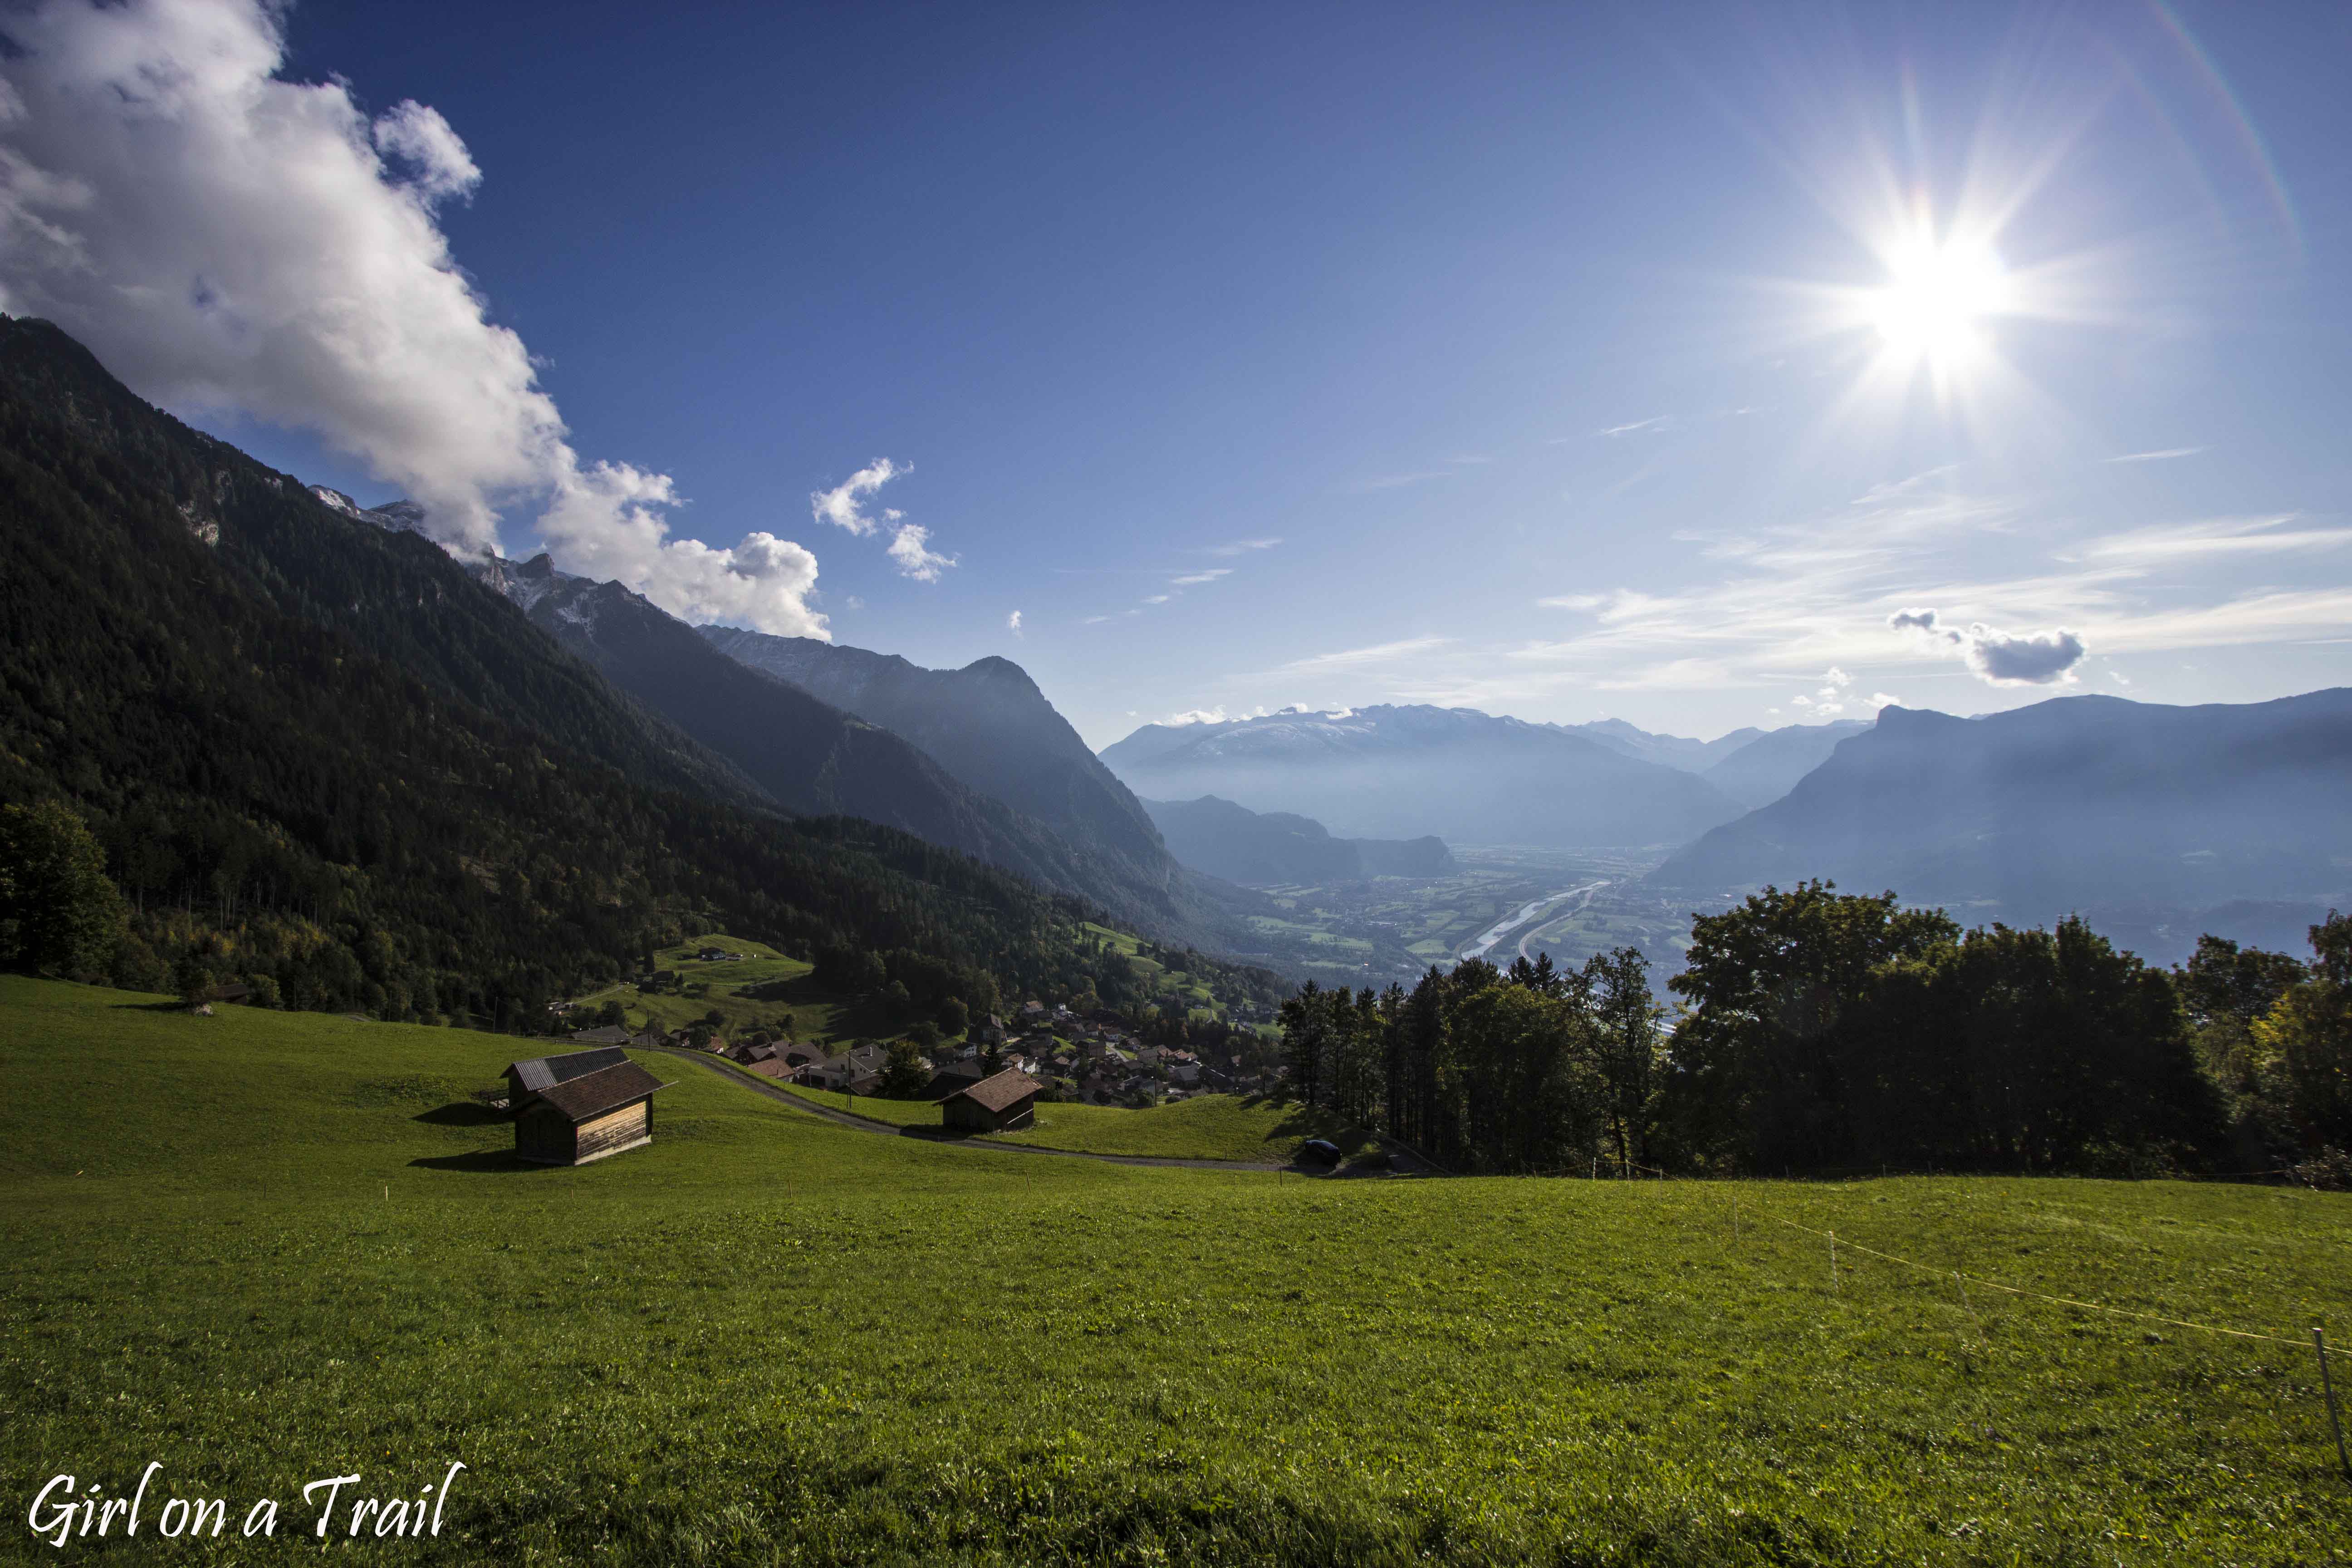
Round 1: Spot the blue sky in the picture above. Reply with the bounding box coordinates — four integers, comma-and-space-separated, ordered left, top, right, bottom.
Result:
4, 1, 2347, 745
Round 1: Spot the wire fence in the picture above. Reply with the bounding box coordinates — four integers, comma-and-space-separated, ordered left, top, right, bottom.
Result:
1715, 1187, 2352, 1481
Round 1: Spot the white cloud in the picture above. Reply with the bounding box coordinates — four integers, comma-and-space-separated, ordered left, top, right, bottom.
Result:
1891, 608, 2087, 686
0, 0, 827, 636
2102, 447, 2205, 463
1258, 636, 1454, 678
1595, 416, 1671, 437
1006, 609, 1022, 637
1867, 691, 1903, 709
1165, 708, 1233, 726
1205, 538, 1281, 556
1142, 593, 1171, 604
809, 458, 904, 537
1082, 615, 1110, 625
1957, 624, 2087, 685
885, 522, 955, 582
2069, 514, 2350, 568
369, 101, 480, 206
1170, 569, 1231, 586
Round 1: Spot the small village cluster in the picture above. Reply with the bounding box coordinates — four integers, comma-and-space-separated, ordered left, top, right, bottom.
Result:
561, 994, 1267, 1112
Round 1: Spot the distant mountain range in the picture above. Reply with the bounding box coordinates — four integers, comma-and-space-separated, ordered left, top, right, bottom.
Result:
1654, 692, 2352, 963
1141, 795, 1452, 886
1559, 718, 1764, 772
1100, 705, 1747, 847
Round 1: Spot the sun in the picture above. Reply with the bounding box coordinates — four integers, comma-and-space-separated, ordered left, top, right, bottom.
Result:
1866, 228, 2012, 371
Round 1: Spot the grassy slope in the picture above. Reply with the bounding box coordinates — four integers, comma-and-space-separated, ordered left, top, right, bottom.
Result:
569, 934, 900, 1046
5, 975, 2350, 1565
779, 1083, 1380, 1163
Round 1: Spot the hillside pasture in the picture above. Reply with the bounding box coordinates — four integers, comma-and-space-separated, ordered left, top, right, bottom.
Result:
4, 976, 2349, 1565
779, 1081, 1380, 1163
568, 933, 889, 1046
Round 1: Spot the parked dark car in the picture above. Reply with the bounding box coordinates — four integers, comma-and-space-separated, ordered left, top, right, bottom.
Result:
1300, 1138, 1343, 1166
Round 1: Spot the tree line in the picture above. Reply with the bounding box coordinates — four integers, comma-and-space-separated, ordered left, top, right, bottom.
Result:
1278, 880, 2351, 1183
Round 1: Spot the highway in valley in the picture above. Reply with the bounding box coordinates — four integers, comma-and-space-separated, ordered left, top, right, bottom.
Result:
1458, 880, 1610, 961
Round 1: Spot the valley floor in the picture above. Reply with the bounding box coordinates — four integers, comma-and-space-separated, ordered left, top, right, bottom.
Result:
4, 976, 2348, 1565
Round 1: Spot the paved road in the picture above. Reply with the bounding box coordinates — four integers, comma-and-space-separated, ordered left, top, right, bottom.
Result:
647, 1046, 1299, 1171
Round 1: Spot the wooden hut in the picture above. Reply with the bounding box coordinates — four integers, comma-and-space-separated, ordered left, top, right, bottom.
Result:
503, 1048, 668, 1165
941, 1068, 1039, 1133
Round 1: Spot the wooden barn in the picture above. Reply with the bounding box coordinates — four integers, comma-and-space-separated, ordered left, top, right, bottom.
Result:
503, 1048, 669, 1166
941, 1068, 1039, 1133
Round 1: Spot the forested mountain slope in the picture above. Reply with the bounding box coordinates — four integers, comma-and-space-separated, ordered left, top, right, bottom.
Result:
701, 627, 1168, 877
470, 554, 1126, 899
0, 315, 1152, 1022
697, 624, 1259, 948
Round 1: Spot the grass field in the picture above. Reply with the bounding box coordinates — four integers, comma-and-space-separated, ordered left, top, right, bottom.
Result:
777, 1082, 1381, 1163
5, 975, 2350, 1564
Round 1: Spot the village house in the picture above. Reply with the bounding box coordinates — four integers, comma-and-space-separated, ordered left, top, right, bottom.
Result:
502, 1047, 668, 1166
941, 1067, 1040, 1132
804, 1042, 887, 1094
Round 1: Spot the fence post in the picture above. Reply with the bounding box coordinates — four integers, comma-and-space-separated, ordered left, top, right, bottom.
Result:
2319, 1328, 2350, 1480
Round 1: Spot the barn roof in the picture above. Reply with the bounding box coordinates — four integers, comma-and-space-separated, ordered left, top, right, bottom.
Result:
948, 1067, 1039, 1114
530, 1060, 668, 1122
506, 1046, 629, 1094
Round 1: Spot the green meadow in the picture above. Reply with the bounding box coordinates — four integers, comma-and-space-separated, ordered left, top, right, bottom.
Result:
775, 1082, 1378, 1165
4, 975, 2349, 1564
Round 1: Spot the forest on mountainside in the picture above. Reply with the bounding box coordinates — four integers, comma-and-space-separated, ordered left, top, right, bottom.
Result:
0, 316, 1278, 1029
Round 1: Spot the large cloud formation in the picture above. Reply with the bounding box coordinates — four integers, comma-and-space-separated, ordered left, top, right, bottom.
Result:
1889, 608, 2087, 686
0, 0, 826, 636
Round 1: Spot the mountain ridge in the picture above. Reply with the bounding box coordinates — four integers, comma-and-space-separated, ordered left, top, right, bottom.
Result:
1652, 691, 2352, 962
1100, 704, 1745, 847
1142, 794, 1453, 886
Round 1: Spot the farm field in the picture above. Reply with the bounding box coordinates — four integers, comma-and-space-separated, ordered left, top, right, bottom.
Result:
778, 1081, 1379, 1163
5, 975, 2350, 1565
1230, 846, 1678, 982
569, 934, 911, 1047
